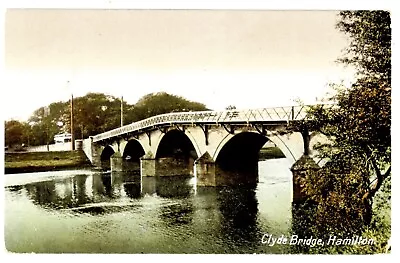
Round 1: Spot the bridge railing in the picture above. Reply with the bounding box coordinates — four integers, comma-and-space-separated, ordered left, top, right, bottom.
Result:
92, 104, 328, 142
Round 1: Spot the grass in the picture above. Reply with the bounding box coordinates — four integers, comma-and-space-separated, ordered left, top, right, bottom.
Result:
5, 147, 285, 174
5, 151, 91, 174
259, 147, 286, 160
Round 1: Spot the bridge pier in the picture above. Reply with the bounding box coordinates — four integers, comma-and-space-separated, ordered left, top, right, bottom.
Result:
291, 155, 320, 203
157, 157, 194, 177
90, 142, 103, 167
140, 157, 194, 177
141, 177, 157, 194
111, 152, 141, 172
194, 153, 216, 186
140, 158, 156, 177
110, 152, 123, 172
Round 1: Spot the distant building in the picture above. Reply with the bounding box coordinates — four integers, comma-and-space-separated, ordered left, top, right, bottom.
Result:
54, 133, 72, 144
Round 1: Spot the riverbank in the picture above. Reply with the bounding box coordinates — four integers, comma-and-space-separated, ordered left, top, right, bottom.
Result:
5, 151, 92, 174
259, 147, 285, 160
5, 147, 284, 174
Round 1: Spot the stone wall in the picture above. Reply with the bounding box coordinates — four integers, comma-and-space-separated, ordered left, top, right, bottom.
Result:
25, 142, 72, 152
82, 138, 93, 163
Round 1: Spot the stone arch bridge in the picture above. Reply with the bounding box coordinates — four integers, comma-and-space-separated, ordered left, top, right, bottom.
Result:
82, 105, 329, 197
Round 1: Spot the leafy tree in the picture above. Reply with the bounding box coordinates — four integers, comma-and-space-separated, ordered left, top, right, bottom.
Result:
5, 120, 25, 147
21, 91, 210, 143
28, 103, 67, 146
133, 92, 209, 120
63, 93, 123, 138
294, 11, 391, 246
20, 122, 34, 146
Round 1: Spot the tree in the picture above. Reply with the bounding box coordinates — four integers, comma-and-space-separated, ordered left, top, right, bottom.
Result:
28, 102, 67, 146
22, 92, 210, 142
295, 11, 391, 242
5, 120, 25, 147
133, 92, 209, 120
64, 93, 123, 138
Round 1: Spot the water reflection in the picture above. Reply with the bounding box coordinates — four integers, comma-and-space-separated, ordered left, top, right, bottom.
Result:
5, 159, 293, 253
124, 183, 141, 199
205, 186, 261, 251
217, 186, 259, 234
101, 174, 113, 197
17, 171, 261, 243
19, 172, 198, 212
154, 177, 194, 198
159, 203, 195, 226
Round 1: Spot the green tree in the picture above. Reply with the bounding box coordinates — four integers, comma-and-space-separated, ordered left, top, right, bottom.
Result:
294, 11, 391, 249
28, 102, 67, 146
60, 93, 128, 138
20, 122, 34, 146
133, 92, 209, 120
24, 92, 210, 141
5, 120, 25, 147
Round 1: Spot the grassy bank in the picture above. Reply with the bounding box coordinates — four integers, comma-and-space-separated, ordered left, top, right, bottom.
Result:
258, 147, 285, 160
5, 147, 284, 174
5, 151, 92, 174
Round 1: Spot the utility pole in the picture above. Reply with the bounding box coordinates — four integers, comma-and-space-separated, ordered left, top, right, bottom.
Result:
121, 95, 124, 127
44, 106, 50, 151
70, 93, 75, 150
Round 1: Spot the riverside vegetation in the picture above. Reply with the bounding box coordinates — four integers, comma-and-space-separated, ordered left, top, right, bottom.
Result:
5, 151, 91, 174
289, 11, 391, 254
5, 146, 285, 174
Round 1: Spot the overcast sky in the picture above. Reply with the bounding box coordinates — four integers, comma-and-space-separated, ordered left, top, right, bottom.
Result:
4, 9, 355, 121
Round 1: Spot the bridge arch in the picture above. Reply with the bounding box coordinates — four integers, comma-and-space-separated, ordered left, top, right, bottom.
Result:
215, 131, 268, 169
100, 145, 115, 169
123, 139, 145, 162
214, 131, 309, 169
267, 132, 304, 168
101, 145, 115, 161
183, 129, 202, 159
212, 130, 309, 170
154, 129, 199, 177
213, 131, 268, 185
213, 130, 271, 161
155, 129, 199, 160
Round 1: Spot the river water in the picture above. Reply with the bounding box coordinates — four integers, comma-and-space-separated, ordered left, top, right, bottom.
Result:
4, 159, 294, 254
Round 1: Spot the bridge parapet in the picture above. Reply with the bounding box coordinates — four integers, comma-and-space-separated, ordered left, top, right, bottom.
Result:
92, 104, 332, 143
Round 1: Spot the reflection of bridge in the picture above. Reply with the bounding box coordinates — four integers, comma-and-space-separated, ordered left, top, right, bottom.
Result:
20, 173, 196, 210
82, 105, 328, 198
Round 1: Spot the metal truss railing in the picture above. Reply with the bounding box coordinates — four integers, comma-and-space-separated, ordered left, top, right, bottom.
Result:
92, 104, 329, 142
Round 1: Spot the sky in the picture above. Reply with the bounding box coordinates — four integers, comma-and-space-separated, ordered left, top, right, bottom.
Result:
3, 7, 356, 121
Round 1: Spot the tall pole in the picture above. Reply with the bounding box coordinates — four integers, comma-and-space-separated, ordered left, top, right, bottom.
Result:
121, 95, 124, 127
70, 93, 75, 150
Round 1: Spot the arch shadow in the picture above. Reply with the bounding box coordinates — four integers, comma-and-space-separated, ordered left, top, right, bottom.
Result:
123, 139, 145, 161
215, 132, 268, 186
100, 145, 115, 170
123, 139, 146, 171
155, 129, 199, 177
